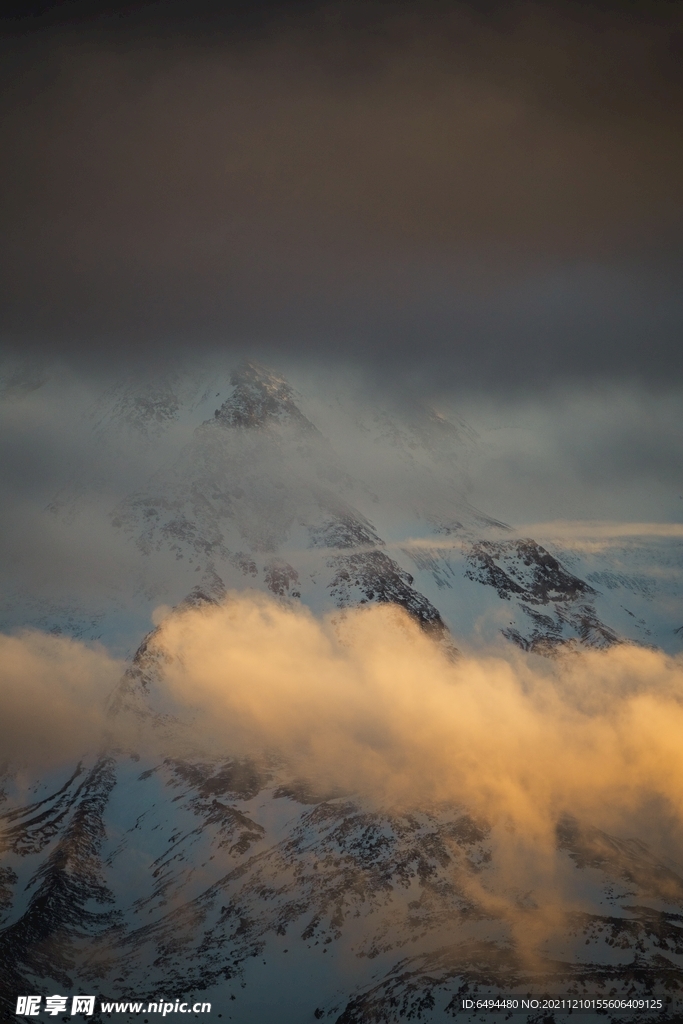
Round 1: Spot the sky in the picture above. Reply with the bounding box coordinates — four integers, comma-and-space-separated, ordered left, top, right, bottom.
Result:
0, 0, 681, 611
0, 0, 682, 394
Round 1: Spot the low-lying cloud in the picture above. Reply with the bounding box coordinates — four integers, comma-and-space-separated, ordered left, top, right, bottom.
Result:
0, 630, 123, 768
4, 594, 683, 863
155, 597, 683, 843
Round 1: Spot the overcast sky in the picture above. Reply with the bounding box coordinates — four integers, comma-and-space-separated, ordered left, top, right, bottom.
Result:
0, 0, 681, 613
0, 0, 682, 394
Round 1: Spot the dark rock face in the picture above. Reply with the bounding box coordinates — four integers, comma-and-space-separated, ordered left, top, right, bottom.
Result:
0, 759, 118, 1017
466, 539, 619, 653
263, 560, 300, 598
214, 363, 316, 433
165, 759, 270, 804
502, 601, 619, 654
328, 550, 453, 645
308, 509, 383, 550
466, 539, 595, 605
0, 866, 17, 914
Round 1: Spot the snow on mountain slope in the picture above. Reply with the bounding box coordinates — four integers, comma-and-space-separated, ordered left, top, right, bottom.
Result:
4, 739, 683, 1022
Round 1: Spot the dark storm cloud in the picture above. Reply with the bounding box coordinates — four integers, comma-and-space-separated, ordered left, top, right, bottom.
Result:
1, 0, 682, 390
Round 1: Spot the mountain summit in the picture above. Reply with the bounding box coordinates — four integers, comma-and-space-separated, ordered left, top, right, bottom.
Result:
214, 362, 317, 432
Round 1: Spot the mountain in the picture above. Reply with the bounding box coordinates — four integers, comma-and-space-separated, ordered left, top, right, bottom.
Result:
1, 362, 683, 1022
8, 360, 679, 656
